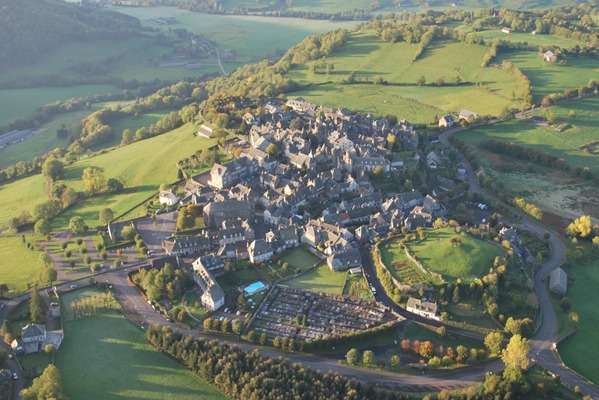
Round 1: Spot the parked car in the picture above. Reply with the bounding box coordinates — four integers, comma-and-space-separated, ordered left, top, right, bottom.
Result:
70, 284, 77, 289
50, 302, 59, 307
12, 373, 18, 380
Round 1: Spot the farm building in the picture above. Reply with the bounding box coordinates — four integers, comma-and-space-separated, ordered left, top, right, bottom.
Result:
549, 267, 568, 295
501, 27, 512, 34
459, 109, 478, 120
438, 115, 454, 128
544, 50, 556, 62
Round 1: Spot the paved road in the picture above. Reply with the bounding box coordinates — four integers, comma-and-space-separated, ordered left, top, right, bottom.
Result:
439, 124, 599, 398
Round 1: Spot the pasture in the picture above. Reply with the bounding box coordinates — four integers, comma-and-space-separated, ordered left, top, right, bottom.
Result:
496, 50, 599, 102
286, 33, 526, 122
457, 97, 599, 224
559, 259, 599, 385
286, 263, 346, 294
464, 29, 583, 48
0, 236, 46, 296
0, 123, 224, 230
57, 288, 226, 400
0, 84, 120, 127
110, 5, 358, 64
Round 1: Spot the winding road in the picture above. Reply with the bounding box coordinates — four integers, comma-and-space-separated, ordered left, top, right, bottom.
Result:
439, 124, 599, 398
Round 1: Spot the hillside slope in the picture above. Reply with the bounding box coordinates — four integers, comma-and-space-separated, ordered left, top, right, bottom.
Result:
0, 0, 141, 68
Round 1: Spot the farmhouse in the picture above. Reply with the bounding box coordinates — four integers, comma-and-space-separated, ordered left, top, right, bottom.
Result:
543, 50, 555, 62
501, 27, 511, 34
406, 297, 440, 321
549, 267, 568, 295
438, 115, 454, 128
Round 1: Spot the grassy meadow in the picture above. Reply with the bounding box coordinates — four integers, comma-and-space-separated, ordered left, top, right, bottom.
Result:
0, 123, 224, 230
559, 258, 599, 385
286, 33, 527, 122
496, 50, 599, 102
110, 5, 358, 64
286, 263, 346, 294
457, 96, 599, 224
57, 287, 226, 400
382, 228, 503, 282
280, 246, 321, 271
0, 236, 46, 295
0, 84, 121, 127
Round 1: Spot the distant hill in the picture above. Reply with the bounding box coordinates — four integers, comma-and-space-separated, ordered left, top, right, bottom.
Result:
0, 0, 142, 69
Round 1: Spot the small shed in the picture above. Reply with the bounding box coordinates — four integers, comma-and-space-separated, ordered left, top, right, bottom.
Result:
543, 50, 555, 63
548, 267, 567, 295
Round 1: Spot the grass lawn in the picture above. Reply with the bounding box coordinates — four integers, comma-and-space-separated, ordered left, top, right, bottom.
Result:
558, 258, 599, 385
0, 237, 46, 296
280, 246, 321, 271
496, 50, 599, 102
285, 263, 346, 294
0, 123, 224, 230
405, 228, 504, 282
56, 287, 227, 400
464, 29, 583, 48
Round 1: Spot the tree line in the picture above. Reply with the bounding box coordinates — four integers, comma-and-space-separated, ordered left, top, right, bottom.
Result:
146, 324, 412, 400
479, 138, 593, 181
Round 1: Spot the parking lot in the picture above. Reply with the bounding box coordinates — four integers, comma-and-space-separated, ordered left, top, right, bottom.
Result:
135, 211, 178, 255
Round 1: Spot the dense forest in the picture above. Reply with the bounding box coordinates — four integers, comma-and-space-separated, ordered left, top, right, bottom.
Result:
0, 0, 142, 68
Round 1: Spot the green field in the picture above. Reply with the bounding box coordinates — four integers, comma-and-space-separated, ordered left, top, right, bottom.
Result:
286, 263, 346, 294
406, 228, 503, 282
379, 239, 439, 286
56, 287, 226, 400
280, 246, 321, 271
0, 84, 121, 127
0, 123, 224, 230
110, 6, 358, 64
0, 237, 46, 295
382, 228, 503, 282
285, 33, 527, 122
463, 29, 583, 48
559, 259, 599, 385
496, 50, 599, 102
457, 97, 599, 223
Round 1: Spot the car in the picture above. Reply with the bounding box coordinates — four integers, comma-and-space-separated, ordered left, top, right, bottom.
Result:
12, 373, 18, 380
50, 302, 59, 307
70, 284, 77, 289
236, 311, 241, 316
224, 308, 229, 313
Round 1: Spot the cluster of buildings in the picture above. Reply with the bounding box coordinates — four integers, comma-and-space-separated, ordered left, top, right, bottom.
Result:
158, 98, 472, 310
